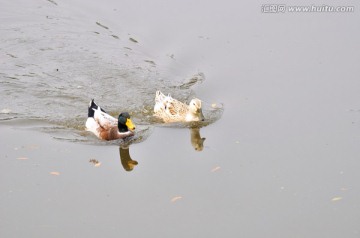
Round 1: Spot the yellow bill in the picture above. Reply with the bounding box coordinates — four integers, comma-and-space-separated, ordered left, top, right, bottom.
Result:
126, 118, 136, 131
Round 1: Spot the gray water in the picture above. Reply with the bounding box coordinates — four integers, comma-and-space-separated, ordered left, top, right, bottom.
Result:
1, 0, 360, 237
0, 0, 221, 127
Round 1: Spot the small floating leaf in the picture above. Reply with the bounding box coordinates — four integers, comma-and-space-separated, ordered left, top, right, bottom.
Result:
89, 159, 101, 167
171, 196, 183, 203
16, 157, 28, 160
89, 159, 98, 163
27, 144, 39, 150
211, 166, 221, 172
331, 197, 342, 202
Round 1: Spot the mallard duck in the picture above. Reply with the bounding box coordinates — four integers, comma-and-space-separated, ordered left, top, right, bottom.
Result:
153, 91, 205, 123
85, 99, 135, 141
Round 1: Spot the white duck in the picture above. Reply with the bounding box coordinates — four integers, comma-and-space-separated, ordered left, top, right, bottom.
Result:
153, 91, 205, 123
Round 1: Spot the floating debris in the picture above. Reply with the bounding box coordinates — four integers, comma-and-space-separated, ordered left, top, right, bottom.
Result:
16, 157, 29, 160
211, 166, 221, 172
89, 159, 101, 167
198, 35, 210, 40
26, 144, 39, 150
209, 102, 224, 111
331, 196, 343, 202
96, 22, 109, 30
50, 171, 60, 176
129, 37, 138, 43
111, 35, 119, 39
171, 196, 183, 203
93, 31, 100, 34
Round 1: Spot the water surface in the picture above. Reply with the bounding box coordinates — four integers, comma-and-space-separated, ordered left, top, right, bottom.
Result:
1, 0, 360, 237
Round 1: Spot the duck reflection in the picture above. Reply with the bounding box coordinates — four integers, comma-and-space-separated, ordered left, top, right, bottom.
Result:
190, 127, 206, 151
119, 145, 138, 171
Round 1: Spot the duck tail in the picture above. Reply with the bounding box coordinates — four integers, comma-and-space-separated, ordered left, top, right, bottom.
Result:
88, 99, 106, 118
155, 90, 168, 102
88, 99, 96, 118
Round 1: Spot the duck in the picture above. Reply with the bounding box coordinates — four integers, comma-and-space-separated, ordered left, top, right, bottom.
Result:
153, 91, 205, 123
85, 99, 135, 141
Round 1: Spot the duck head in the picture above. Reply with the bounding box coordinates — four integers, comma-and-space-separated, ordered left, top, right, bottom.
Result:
118, 112, 136, 132
187, 98, 205, 122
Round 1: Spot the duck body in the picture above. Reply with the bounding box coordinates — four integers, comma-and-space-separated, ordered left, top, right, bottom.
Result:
153, 91, 205, 123
86, 100, 135, 141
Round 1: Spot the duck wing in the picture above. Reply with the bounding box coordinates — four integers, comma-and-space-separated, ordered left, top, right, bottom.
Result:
93, 108, 118, 130
166, 98, 188, 116
155, 91, 168, 103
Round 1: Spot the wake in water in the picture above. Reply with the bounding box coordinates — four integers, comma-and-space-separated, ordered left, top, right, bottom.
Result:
0, 71, 223, 145
0, 1, 223, 145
